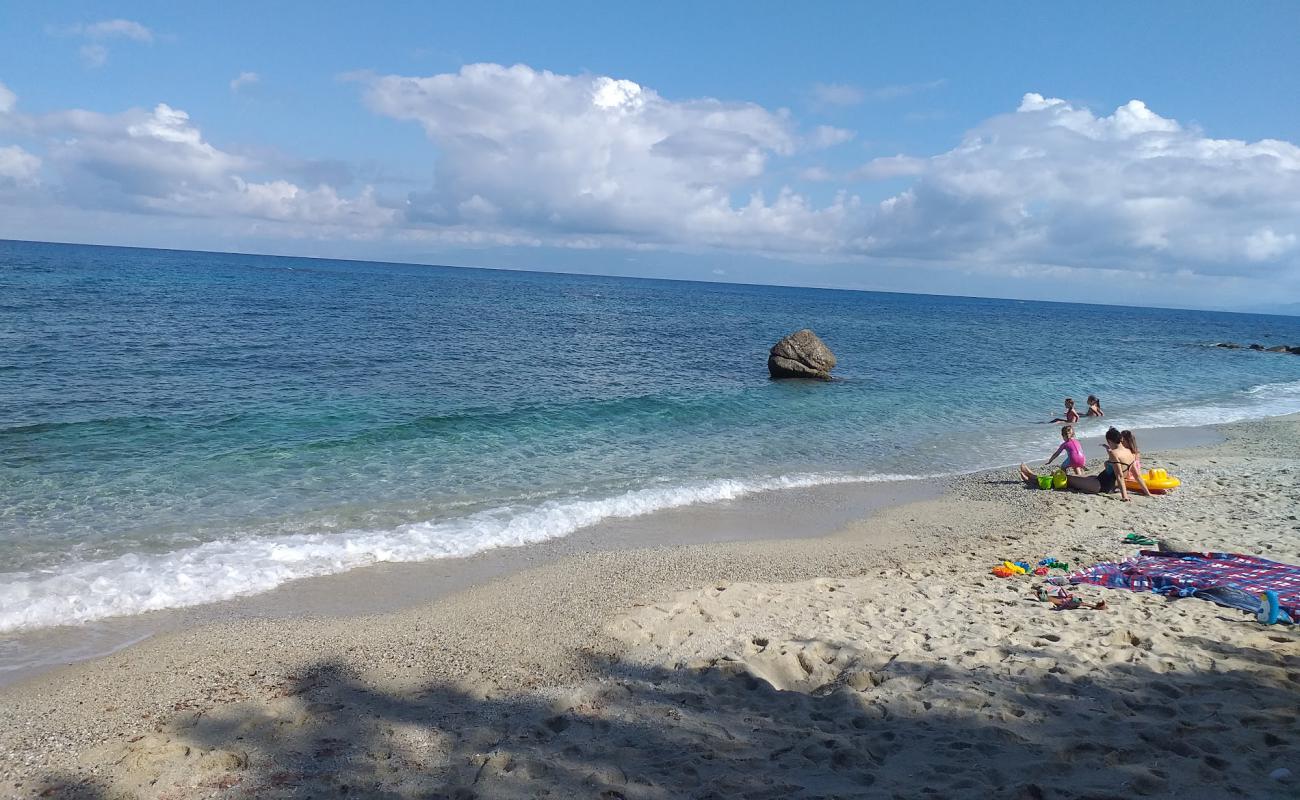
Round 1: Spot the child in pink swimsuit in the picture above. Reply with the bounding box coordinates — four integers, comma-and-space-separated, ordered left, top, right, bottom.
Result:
1046, 425, 1086, 475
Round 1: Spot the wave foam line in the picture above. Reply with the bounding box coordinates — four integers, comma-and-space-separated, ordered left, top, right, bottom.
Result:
1121, 378, 1300, 431
0, 471, 929, 633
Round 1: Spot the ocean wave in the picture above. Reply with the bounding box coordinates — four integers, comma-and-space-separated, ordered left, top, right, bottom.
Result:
0, 470, 929, 633
1120, 378, 1300, 431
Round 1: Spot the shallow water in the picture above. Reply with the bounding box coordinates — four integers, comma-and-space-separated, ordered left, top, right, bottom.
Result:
3, 239, 1299, 630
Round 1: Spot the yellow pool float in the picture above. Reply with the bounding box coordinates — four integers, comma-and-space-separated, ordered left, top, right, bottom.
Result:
1126, 468, 1181, 493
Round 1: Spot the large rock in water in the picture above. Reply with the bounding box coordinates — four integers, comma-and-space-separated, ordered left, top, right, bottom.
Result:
768, 329, 837, 380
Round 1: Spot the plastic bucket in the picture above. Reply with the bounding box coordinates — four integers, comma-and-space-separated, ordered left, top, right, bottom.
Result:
1037, 474, 1053, 490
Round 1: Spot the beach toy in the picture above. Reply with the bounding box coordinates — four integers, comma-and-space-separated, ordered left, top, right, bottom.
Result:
1036, 474, 1052, 490
1051, 470, 1068, 490
1125, 469, 1181, 493
992, 565, 1015, 578
1002, 561, 1027, 575
1256, 591, 1295, 625
1014, 561, 1031, 572
1033, 566, 1049, 576
1046, 560, 1068, 571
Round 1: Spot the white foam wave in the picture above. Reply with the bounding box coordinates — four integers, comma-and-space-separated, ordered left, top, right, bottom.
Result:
0, 471, 928, 633
1120, 378, 1300, 431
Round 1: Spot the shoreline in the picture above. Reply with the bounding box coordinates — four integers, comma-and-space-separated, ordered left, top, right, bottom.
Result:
1, 415, 1296, 798
0, 423, 1225, 688
0, 475, 939, 689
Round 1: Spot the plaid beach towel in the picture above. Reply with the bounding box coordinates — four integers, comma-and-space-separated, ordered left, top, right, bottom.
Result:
1069, 551, 1300, 620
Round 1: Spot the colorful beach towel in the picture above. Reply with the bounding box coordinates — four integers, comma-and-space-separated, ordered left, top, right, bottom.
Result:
1068, 551, 1300, 621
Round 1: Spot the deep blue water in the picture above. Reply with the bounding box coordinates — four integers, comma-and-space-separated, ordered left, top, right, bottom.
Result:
3, 239, 1299, 630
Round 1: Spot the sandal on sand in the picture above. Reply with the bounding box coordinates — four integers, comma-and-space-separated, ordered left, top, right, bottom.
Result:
1037, 585, 1106, 611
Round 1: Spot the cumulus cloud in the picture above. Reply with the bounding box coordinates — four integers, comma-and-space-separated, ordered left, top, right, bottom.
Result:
348, 69, 1298, 277
230, 71, 260, 93
861, 93, 1300, 272
3, 63, 1298, 295
0, 145, 41, 186
0, 82, 392, 229
361, 63, 853, 250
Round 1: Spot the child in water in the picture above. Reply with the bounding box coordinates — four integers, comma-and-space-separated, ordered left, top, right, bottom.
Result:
1046, 425, 1086, 475
1086, 395, 1104, 417
1049, 398, 1080, 423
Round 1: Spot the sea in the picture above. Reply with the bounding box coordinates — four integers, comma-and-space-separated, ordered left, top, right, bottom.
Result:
3, 239, 1300, 636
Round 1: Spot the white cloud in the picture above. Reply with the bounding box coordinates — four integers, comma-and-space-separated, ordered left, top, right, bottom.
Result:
77, 19, 154, 42
361, 64, 851, 251
357, 70, 1298, 282
808, 125, 855, 149
862, 93, 1300, 273
1244, 227, 1297, 261
230, 71, 260, 93
53, 18, 154, 68
0, 84, 391, 229
0, 145, 41, 186
849, 154, 928, 180
79, 44, 109, 68
2, 65, 1298, 298
799, 166, 835, 182
810, 82, 864, 107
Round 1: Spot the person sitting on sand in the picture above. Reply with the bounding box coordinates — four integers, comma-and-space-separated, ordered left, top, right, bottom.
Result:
1045, 425, 1086, 475
1086, 395, 1104, 417
1119, 429, 1143, 474
1049, 398, 1080, 423
1020, 427, 1152, 501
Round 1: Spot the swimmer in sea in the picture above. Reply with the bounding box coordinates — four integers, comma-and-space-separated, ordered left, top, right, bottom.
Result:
1048, 397, 1080, 424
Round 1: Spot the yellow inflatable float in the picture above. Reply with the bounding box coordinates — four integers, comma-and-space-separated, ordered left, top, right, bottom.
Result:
1126, 468, 1181, 493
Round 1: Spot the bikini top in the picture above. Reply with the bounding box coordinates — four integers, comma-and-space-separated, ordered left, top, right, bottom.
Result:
1104, 456, 1134, 476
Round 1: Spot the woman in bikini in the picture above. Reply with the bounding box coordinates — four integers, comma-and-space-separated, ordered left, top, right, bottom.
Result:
1020, 427, 1152, 501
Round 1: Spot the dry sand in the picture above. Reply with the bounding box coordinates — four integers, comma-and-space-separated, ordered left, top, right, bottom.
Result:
1, 416, 1298, 799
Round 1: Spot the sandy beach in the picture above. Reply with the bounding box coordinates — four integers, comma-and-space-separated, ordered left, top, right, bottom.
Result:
2, 414, 1298, 800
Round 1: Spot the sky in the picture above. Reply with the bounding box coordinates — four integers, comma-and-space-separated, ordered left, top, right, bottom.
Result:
1, 1, 1298, 311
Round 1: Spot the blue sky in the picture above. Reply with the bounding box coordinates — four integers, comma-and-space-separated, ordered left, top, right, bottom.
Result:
1, 1, 1298, 310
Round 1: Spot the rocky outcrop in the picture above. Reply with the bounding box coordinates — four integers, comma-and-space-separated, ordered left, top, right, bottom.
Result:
768, 329, 837, 380
1213, 342, 1299, 354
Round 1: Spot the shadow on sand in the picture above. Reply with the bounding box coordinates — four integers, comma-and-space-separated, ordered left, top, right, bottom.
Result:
34, 625, 1299, 800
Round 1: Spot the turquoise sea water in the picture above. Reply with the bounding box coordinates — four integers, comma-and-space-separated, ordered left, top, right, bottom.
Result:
3, 239, 1300, 631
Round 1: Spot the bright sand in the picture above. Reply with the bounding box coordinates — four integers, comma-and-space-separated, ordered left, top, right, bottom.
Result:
1, 416, 1298, 799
